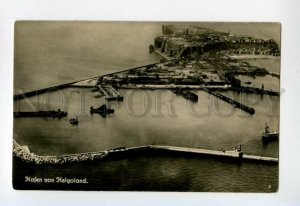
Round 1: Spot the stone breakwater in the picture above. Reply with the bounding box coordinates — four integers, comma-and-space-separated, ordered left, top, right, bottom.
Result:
13, 141, 278, 165
13, 140, 108, 165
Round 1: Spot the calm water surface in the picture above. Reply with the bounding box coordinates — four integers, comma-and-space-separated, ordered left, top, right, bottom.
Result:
14, 89, 279, 157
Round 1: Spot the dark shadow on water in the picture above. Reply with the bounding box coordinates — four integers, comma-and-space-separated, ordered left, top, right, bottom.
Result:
13, 149, 278, 192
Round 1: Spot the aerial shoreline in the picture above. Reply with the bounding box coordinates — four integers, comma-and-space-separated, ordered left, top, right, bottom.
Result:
14, 25, 280, 100
13, 24, 280, 165
13, 55, 280, 101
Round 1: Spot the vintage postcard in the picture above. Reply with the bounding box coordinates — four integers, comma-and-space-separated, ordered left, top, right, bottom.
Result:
13, 21, 280, 191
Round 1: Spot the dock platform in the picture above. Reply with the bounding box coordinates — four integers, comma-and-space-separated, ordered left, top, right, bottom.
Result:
147, 145, 278, 163
98, 85, 123, 101
204, 88, 255, 115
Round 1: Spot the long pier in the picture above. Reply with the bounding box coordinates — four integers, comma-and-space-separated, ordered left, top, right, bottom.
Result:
148, 145, 278, 163
14, 62, 164, 101
230, 86, 280, 96
14, 82, 74, 101
14, 140, 278, 165
204, 88, 255, 115
119, 84, 230, 90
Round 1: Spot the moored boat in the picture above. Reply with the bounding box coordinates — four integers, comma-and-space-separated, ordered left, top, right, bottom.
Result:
14, 109, 68, 118
262, 123, 279, 141
70, 117, 79, 125
90, 104, 114, 116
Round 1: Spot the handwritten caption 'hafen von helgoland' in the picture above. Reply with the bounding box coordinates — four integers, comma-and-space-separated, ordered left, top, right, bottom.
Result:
25, 176, 88, 184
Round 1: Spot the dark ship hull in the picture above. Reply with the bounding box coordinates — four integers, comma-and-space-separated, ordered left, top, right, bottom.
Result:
90, 104, 114, 115
262, 132, 279, 142
14, 110, 67, 118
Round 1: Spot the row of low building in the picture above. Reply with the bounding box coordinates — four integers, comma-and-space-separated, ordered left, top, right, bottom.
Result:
153, 28, 280, 59
100, 60, 227, 86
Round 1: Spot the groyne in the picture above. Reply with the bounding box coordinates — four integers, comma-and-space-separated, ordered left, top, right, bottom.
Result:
13, 141, 278, 165
150, 145, 278, 163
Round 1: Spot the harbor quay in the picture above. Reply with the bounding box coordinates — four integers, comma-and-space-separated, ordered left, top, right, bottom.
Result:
13, 85, 275, 119
14, 50, 279, 102
13, 59, 279, 119
13, 58, 279, 118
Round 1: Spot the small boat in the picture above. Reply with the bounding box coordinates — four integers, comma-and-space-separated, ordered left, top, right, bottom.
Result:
70, 117, 79, 125
262, 123, 279, 141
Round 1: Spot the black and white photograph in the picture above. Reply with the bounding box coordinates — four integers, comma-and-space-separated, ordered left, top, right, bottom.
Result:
13, 21, 280, 192
1, 0, 300, 205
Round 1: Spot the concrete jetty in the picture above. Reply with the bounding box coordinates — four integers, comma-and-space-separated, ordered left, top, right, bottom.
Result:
14, 82, 73, 101
230, 86, 280, 96
148, 145, 278, 163
13, 62, 163, 101
119, 84, 230, 90
13, 140, 278, 165
204, 88, 255, 115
